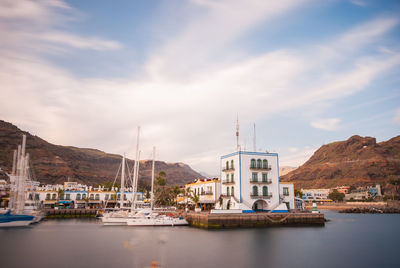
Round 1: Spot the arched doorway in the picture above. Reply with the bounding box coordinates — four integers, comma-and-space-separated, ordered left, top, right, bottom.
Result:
252, 200, 268, 212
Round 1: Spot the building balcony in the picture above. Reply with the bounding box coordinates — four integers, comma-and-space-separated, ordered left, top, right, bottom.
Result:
201, 192, 214, 196
250, 165, 272, 171
222, 167, 235, 172
222, 180, 235, 185
250, 193, 273, 199
250, 179, 272, 184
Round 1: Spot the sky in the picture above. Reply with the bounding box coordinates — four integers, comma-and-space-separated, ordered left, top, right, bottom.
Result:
0, 0, 399, 176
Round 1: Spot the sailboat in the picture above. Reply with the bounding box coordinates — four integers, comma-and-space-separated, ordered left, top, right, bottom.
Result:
126, 146, 188, 227
0, 135, 34, 227
101, 127, 142, 226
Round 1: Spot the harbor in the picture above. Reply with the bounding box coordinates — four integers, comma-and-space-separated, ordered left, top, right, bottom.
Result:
1, 211, 399, 268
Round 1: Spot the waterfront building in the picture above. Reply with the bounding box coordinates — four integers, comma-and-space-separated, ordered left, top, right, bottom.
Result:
213, 150, 294, 213
334, 186, 350, 194
301, 189, 331, 202
185, 178, 221, 210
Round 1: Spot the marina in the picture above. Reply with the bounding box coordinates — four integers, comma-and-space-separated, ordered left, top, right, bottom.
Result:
1, 211, 399, 268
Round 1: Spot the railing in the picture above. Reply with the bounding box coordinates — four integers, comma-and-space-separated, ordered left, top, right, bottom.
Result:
201, 192, 214, 195
222, 180, 235, 184
250, 179, 272, 184
250, 193, 273, 199
222, 167, 235, 172
250, 165, 272, 171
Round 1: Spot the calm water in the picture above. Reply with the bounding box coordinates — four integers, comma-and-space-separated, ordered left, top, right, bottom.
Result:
1, 211, 399, 268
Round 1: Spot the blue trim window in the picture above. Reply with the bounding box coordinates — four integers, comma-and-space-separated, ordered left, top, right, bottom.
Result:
263, 186, 268, 196
250, 159, 256, 168
252, 172, 258, 182
252, 186, 258, 196
263, 159, 268, 169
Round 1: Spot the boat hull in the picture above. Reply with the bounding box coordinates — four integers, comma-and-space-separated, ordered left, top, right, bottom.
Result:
0, 212, 34, 227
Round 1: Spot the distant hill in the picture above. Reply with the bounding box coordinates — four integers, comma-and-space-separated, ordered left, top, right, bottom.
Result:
280, 135, 400, 189
279, 166, 297, 176
0, 120, 203, 187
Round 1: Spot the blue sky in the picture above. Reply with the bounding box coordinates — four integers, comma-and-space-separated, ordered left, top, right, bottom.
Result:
0, 0, 399, 175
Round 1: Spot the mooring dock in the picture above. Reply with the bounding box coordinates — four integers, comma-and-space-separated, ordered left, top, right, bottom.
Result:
43, 209, 98, 218
185, 212, 325, 229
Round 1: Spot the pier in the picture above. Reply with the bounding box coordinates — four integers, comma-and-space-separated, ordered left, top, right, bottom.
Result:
43, 209, 98, 218
185, 212, 325, 229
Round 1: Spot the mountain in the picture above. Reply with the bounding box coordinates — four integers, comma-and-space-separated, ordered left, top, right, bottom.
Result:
279, 166, 297, 176
0, 120, 203, 186
280, 135, 400, 189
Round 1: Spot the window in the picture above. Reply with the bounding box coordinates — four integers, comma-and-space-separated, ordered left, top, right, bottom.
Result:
60, 194, 64, 200
263, 186, 268, 196
257, 159, 262, 169
105, 194, 109, 200
231, 174, 234, 182
66, 194, 71, 200
263, 159, 268, 169
226, 174, 229, 182
230, 160, 234, 169
231, 186, 234, 197
46, 194, 50, 200
90, 194, 94, 200
262, 173, 268, 182
96, 194, 100, 200
35, 194, 39, 200
82, 194, 87, 199
252, 186, 258, 196
252, 172, 258, 182
226, 161, 229, 170
29, 193, 33, 200
227, 187, 230, 196
283, 187, 289, 196
76, 193, 81, 200
250, 159, 256, 168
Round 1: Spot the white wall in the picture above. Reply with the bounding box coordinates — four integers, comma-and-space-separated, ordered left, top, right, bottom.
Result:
279, 183, 295, 210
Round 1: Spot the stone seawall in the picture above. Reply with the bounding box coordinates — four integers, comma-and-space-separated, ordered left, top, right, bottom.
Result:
186, 212, 325, 229
43, 209, 98, 218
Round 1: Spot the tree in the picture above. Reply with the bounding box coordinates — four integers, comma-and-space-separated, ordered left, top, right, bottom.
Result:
294, 189, 303, 198
190, 192, 200, 209
154, 171, 173, 206
389, 176, 400, 200
328, 189, 345, 202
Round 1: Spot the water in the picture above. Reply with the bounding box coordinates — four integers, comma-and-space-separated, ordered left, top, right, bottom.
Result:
1, 211, 399, 268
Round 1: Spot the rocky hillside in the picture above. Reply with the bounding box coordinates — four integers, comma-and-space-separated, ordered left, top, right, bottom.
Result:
281, 135, 400, 189
0, 120, 203, 186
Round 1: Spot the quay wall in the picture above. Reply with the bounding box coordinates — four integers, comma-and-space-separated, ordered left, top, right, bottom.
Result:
185, 212, 325, 229
43, 209, 98, 218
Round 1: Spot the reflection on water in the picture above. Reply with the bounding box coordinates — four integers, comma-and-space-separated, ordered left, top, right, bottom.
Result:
1, 211, 400, 268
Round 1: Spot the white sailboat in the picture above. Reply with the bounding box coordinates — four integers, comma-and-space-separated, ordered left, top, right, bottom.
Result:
126, 146, 188, 227
1, 135, 34, 227
101, 127, 141, 226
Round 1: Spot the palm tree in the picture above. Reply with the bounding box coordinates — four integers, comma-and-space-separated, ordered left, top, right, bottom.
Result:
190, 192, 200, 211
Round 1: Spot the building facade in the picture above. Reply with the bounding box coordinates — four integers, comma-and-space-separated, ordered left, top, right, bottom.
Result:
185, 178, 221, 210
214, 151, 294, 213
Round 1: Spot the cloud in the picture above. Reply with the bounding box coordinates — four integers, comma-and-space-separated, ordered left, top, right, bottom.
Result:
311, 118, 341, 131
0, 1, 399, 174
280, 146, 317, 167
393, 109, 400, 125
349, 0, 367, 7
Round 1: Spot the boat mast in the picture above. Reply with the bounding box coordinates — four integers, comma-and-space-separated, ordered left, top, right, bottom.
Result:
120, 154, 126, 209
131, 126, 140, 212
150, 146, 155, 210
15, 135, 27, 214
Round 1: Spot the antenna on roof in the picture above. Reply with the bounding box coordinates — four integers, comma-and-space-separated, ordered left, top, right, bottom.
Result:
253, 123, 256, 152
236, 115, 240, 151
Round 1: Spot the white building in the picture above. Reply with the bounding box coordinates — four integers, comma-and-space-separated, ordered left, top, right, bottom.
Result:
185, 178, 221, 210
213, 151, 294, 213
301, 188, 331, 202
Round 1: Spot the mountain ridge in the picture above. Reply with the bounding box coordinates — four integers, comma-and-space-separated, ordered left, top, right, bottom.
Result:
280, 135, 400, 189
0, 120, 203, 186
